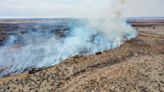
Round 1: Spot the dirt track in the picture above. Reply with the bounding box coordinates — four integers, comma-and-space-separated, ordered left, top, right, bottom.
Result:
0, 23, 164, 92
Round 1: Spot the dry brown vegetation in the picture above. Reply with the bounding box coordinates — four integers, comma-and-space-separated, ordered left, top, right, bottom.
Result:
0, 20, 163, 92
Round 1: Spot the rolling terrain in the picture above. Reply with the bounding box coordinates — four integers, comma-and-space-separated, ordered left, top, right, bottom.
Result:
0, 19, 163, 92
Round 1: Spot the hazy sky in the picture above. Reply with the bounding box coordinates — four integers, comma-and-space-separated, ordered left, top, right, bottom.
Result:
0, 0, 164, 18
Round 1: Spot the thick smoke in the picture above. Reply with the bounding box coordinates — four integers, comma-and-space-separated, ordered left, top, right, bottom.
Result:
0, 0, 137, 77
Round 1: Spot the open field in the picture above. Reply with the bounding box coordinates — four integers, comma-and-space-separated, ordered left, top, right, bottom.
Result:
0, 19, 163, 92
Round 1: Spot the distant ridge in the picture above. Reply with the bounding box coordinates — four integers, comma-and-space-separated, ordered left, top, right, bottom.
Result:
0, 18, 76, 24
127, 17, 164, 26
0, 17, 164, 25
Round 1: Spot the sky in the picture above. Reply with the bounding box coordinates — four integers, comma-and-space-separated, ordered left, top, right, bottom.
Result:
0, 0, 164, 18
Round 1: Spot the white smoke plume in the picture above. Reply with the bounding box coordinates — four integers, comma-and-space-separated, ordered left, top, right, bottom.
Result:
0, 0, 137, 77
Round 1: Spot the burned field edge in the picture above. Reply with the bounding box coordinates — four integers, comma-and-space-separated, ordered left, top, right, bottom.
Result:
0, 18, 164, 76
0, 19, 163, 91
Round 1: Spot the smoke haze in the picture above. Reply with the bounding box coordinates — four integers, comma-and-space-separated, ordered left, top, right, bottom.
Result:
0, 0, 139, 77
